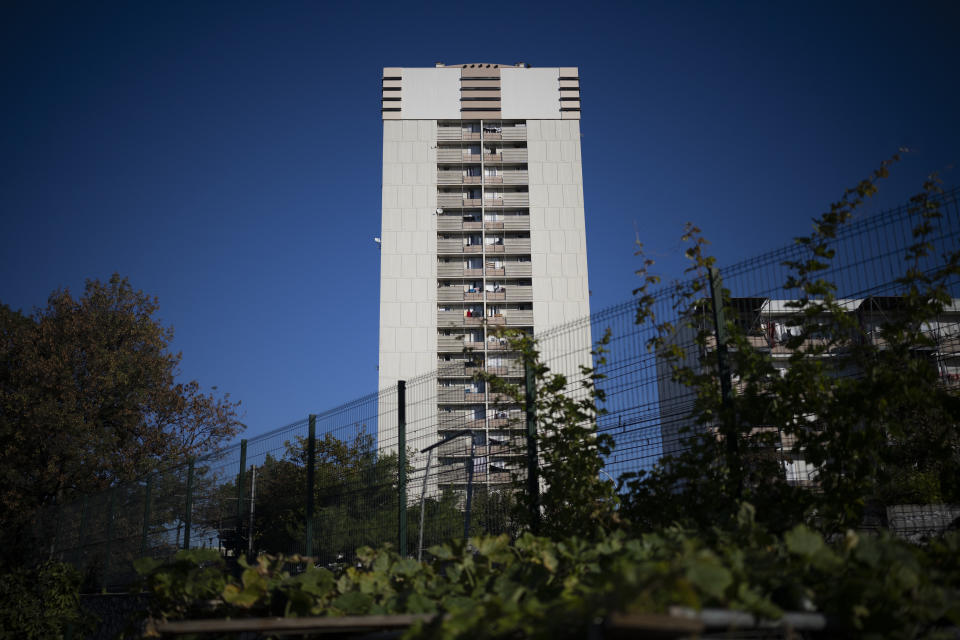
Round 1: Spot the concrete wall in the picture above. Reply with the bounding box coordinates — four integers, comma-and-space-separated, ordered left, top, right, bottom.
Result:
501, 68, 561, 119
526, 118, 592, 381
379, 119, 439, 450
401, 69, 460, 120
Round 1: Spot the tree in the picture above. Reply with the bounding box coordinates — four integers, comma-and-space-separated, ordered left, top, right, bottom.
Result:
197, 428, 404, 564
0, 274, 242, 563
621, 165, 960, 535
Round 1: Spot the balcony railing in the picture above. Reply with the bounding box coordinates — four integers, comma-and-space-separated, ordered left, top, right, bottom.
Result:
501, 126, 526, 141
504, 238, 531, 253
504, 263, 532, 277
437, 129, 482, 141
437, 240, 463, 253
438, 288, 462, 302
501, 149, 527, 163
438, 264, 466, 277
436, 149, 481, 162
502, 170, 528, 184
438, 389, 486, 404
502, 193, 529, 207
503, 217, 530, 231
504, 310, 534, 326
437, 194, 464, 207
505, 287, 532, 302
437, 336, 484, 351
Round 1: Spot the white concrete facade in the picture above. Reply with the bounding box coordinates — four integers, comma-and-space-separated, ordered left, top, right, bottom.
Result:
379, 119, 438, 404
501, 69, 562, 119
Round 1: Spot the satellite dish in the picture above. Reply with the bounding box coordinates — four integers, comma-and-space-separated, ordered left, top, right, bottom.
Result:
436, 208, 444, 214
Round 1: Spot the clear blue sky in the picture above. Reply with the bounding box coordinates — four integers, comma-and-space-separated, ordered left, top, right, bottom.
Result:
2, 1, 958, 440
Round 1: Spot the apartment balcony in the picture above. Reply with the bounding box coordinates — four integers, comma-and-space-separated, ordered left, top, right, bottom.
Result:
437, 467, 515, 486
488, 415, 521, 428
504, 238, 531, 253
501, 149, 528, 163
437, 193, 463, 207
486, 340, 512, 351
484, 221, 504, 230
437, 466, 469, 484
437, 264, 466, 277
485, 364, 524, 377
437, 336, 485, 352
437, 240, 463, 253
464, 244, 483, 253
486, 315, 506, 326
489, 439, 525, 455
502, 193, 529, 207
504, 310, 534, 326
485, 290, 505, 301
438, 311, 485, 327
503, 216, 530, 231
437, 171, 484, 185
485, 267, 505, 276
437, 412, 479, 429
436, 440, 473, 457
438, 360, 480, 377
504, 263, 532, 277
484, 176, 503, 184
438, 288, 460, 302
436, 149, 481, 163
437, 310, 461, 327
502, 170, 529, 185
484, 243, 505, 253
437, 217, 462, 231
501, 125, 527, 141
464, 291, 484, 301
437, 128, 482, 141
505, 286, 532, 302
438, 388, 486, 404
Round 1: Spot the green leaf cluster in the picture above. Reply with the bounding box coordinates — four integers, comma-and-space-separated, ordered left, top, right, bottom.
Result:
0, 560, 96, 639
135, 518, 960, 639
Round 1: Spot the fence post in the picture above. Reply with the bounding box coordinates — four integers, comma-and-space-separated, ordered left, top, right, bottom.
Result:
237, 439, 247, 550
101, 488, 117, 590
183, 458, 195, 550
524, 359, 540, 533
305, 414, 316, 557
141, 475, 152, 557
76, 496, 89, 567
397, 380, 407, 558
707, 266, 740, 495
464, 435, 475, 541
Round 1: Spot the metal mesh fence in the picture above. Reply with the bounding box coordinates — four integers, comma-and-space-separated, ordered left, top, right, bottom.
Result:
37, 187, 960, 590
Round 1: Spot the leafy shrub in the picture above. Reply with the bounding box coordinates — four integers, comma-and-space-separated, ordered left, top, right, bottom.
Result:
0, 560, 95, 640
137, 513, 960, 639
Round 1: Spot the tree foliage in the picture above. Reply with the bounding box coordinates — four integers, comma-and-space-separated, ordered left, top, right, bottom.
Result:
0, 274, 242, 563
621, 161, 960, 534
